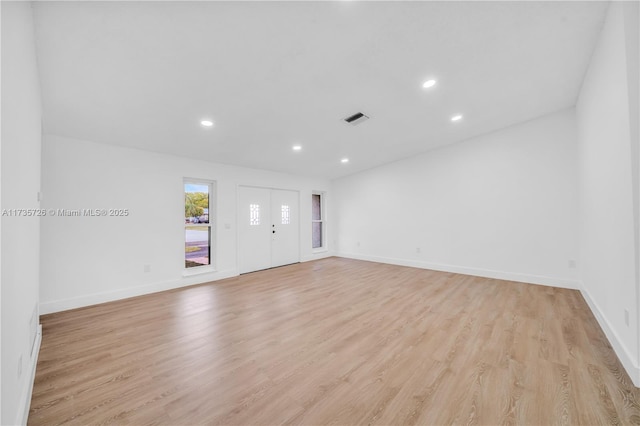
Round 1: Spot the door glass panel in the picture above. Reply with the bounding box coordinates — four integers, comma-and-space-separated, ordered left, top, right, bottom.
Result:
250, 204, 260, 225
281, 205, 290, 225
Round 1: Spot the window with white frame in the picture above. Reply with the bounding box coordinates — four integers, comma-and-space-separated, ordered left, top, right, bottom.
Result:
312, 192, 325, 249
184, 179, 215, 269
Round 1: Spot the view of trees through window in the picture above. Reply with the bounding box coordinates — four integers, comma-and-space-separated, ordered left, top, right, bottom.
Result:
185, 181, 212, 268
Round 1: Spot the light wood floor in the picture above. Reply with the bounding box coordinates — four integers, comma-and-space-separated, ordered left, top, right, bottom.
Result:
30, 257, 640, 425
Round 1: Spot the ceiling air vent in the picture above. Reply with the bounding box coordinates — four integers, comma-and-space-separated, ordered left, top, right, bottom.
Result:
343, 112, 369, 126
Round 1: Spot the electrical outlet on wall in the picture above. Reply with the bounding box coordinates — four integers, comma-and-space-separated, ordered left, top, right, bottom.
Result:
625, 309, 630, 326
568, 259, 576, 268
144, 264, 151, 273
416, 247, 421, 254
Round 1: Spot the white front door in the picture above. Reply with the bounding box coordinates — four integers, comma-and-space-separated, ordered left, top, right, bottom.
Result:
238, 186, 300, 274
238, 186, 272, 274
271, 189, 300, 268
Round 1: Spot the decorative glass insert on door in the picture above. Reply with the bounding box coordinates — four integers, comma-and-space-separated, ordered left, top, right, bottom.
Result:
250, 204, 260, 225
281, 205, 290, 225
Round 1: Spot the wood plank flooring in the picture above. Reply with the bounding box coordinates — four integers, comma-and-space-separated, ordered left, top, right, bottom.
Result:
29, 257, 640, 425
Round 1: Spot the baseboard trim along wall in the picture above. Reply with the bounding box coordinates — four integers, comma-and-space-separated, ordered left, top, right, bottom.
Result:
39, 253, 337, 315
336, 252, 581, 290
39, 269, 239, 314
579, 283, 640, 387
16, 324, 42, 426
301, 251, 334, 263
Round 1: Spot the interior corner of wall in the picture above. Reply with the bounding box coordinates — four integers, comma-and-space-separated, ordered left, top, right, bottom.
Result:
579, 282, 640, 388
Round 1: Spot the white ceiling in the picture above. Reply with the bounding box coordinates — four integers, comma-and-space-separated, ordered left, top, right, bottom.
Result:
32, 1, 608, 179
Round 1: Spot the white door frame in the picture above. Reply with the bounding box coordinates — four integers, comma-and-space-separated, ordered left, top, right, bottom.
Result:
236, 185, 301, 274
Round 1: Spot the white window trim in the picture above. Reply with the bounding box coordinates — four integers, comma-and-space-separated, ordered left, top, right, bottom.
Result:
312, 191, 327, 253
183, 178, 216, 274
183, 265, 216, 277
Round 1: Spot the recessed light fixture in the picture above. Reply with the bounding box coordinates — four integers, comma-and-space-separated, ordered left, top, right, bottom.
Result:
341, 158, 349, 163
422, 79, 437, 89
200, 119, 214, 127
292, 145, 302, 151
450, 114, 463, 122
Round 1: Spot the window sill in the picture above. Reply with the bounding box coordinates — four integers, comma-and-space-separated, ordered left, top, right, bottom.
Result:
312, 248, 328, 254
182, 266, 216, 277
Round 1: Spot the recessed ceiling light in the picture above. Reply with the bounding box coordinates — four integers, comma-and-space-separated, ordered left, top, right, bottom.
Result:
422, 79, 437, 89
292, 145, 302, 151
450, 114, 463, 122
200, 119, 214, 127
341, 158, 349, 163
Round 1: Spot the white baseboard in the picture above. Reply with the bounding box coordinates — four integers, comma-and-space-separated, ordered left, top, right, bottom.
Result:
579, 282, 640, 387
39, 269, 238, 314
336, 252, 581, 289
301, 250, 334, 263
39, 255, 337, 315
16, 324, 42, 426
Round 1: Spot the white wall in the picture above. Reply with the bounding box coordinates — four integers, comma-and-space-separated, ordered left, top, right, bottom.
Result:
333, 109, 579, 288
1, 2, 43, 424
623, 2, 640, 379
576, 1, 640, 386
1, 4, 4, 421
40, 134, 332, 314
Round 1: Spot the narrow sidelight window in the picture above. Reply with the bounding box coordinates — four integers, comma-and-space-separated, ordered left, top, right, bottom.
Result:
312, 192, 324, 249
184, 179, 215, 269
